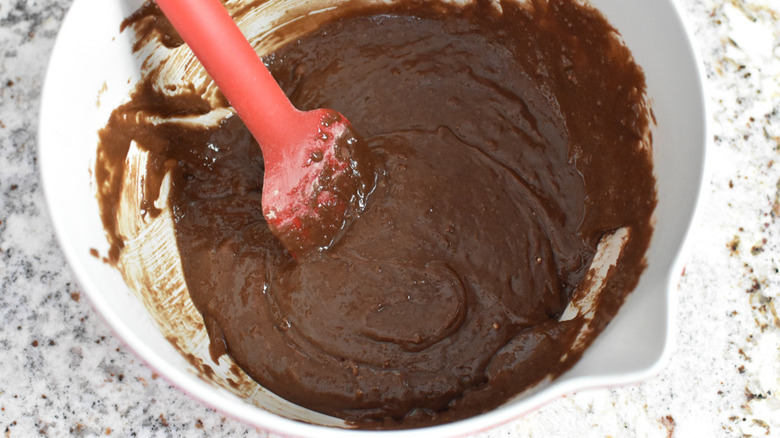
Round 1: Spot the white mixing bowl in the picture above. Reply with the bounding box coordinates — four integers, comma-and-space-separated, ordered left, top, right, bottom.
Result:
39, 0, 707, 436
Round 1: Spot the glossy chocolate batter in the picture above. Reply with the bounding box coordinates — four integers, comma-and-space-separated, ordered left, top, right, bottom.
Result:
98, 0, 655, 429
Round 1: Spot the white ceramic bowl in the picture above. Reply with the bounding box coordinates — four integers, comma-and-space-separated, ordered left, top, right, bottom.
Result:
39, 0, 707, 436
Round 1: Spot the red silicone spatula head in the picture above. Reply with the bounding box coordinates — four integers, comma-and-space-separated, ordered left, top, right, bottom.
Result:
260, 108, 376, 255
155, 0, 376, 256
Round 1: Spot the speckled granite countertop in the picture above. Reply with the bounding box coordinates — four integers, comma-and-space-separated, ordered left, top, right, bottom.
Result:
1, 0, 778, 436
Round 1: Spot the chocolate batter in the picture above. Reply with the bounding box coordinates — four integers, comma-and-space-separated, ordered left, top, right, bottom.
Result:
98, 0, 655, 429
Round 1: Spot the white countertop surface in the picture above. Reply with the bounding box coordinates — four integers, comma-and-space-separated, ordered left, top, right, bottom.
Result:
1, 0, 779, 436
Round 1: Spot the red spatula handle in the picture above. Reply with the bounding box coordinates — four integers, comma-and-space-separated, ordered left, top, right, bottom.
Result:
155, 0, 299, 150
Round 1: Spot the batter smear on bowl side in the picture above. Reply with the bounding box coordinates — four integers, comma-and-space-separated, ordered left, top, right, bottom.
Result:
96, 0, 656, 429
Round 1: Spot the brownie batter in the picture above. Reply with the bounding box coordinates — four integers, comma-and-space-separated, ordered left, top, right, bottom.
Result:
98, 0, 656, 429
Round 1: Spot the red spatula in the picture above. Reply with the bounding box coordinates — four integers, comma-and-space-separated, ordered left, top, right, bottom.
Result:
155, 0, 376, 256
